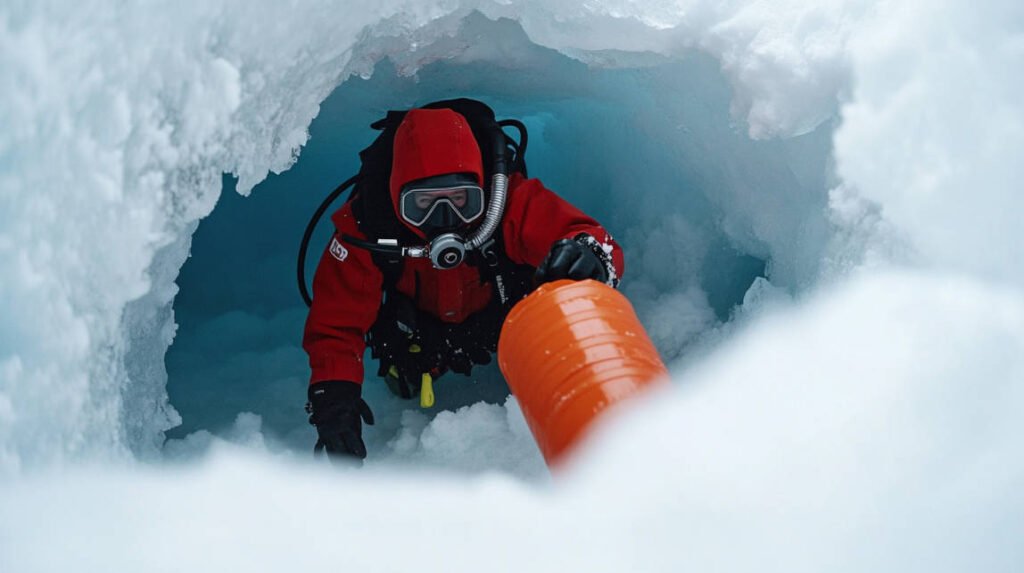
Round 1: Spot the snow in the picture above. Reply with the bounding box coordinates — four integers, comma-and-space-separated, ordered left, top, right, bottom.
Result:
835, 0, 1024, 284
2, 0, 1024, 570
3, 270, 1023, 571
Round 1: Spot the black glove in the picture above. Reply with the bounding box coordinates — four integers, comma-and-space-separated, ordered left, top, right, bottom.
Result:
534, 237, 609, 286
307, 381, 375, 460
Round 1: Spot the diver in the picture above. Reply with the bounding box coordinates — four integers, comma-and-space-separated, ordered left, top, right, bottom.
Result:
301, 99, 624, 460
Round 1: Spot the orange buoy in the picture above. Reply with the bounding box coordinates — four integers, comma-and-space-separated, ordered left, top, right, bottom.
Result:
498, 279, 668, 466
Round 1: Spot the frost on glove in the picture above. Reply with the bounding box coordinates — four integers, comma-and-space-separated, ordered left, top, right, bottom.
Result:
534, 234, 618, 288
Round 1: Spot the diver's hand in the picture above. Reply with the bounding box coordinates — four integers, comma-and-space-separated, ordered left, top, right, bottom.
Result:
307, 381, 374, 460
534, 237, 608, 285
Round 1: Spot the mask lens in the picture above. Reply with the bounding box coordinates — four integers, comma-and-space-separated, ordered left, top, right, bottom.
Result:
400, 184, 484, 227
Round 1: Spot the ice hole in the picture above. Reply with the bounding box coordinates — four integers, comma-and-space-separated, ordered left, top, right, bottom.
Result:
163, 16, 834, 462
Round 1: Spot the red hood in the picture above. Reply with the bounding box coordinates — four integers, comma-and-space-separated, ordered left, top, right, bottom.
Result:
390, 108, 484, 237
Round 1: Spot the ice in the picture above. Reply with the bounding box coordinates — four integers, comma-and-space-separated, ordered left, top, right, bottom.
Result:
568, 269, 1024, 571
380, 396, 547, 477
0, 0, 384, 469
0, 1, 860, 469
3, 270, 1022, 571
835, 0, 1024, 284
2, 0, 1023, 569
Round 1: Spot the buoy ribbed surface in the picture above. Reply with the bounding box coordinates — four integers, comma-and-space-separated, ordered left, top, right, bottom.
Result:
498, 280, 668, 466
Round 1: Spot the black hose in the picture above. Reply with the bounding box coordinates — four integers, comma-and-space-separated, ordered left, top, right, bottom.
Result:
340, 234, 405, 256
491, 123, 509, 176
498, 119, 528, 175
297, 174, 360, 307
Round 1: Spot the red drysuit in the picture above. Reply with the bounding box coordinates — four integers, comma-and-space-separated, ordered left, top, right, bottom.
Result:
303, 109, 624, 385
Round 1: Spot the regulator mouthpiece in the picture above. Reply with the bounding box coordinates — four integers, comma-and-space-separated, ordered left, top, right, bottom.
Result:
429, 233, 467, 269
